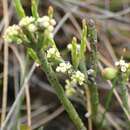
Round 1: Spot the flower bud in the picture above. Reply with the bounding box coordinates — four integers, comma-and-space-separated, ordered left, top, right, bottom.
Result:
65, 86, 76, 97
48, 25, 54, 32
102, 67, 118, 80
50, 19, 56, 26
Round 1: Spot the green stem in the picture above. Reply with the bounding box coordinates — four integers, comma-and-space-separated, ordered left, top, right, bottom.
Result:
31, 0, 39, 18
99, 79, 117, 128
84, 19, 99, 118
119, 78, 130, 114
13, 0, 25, 18
37, 51, 87, 130
79, 59, 99, 118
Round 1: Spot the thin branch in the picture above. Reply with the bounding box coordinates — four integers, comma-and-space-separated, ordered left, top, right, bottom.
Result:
1, 0, 9, 125
25, 85, 32, 129
1, 63, 36, 130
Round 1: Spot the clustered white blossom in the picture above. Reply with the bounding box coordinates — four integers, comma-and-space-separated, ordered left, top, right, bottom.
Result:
4, 25, 23, 43
4, 15, 56, 43
56, 61, 85, 87
71, 71, 85, 85
19, 16, 37, 32
47, 47, 60, 59
115, 59, 129, 72
37, 16, 56, 32
64, 71, 85, 97
19, 16, 35, 27
56, 62, 72, 73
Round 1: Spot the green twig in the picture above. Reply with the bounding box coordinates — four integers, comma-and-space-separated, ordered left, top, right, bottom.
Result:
87, 19, 99, 117
99, 79, 117, 128
13, 0, 25, 18
37, 51, 87, 130
119, 75, 130, 114
31, 0, 39, 18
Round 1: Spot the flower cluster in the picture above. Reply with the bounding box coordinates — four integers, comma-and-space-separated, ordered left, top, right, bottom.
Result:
71, 71, 85, 85
56, 61, 85, 85
19, 16, 37, 33
65, 71, 85, 97
4, 25, 23, 44
4, 15, 56, 44
37, 16, 56, 32
56, 62, 72, 73
47, 47, 60, 59
115, 59, 129, 72
19, 16, 35, 27
56, 61, 85, 97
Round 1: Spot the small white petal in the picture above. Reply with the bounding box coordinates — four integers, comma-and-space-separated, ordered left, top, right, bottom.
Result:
48, 25, 54, 32
50, 19, 56, 26
119, 60, 125, 66
43, 21, 49, 27
115, 61, 119, 66
84, 113, 90, 118
28, 24, 37, 32
42, 16, 50, 22
67, 44, 72, 50
121, 66, 127, 72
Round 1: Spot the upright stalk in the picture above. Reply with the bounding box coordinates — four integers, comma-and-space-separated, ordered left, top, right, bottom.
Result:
1, 0, 9, 125
85, 86, 92, 130
37, 51, 87, 130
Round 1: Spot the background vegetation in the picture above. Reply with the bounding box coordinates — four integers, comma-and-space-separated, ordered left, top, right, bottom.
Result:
1, 0, 130, 130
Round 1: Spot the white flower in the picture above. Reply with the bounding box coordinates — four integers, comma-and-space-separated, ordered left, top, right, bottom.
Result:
50, 19, 56, 26
27, 24, 37, 32
71, 71, 85, 85
115, 60, 126, 66
4, 25, 22, 43
121, 66, 127, 72
67, 44, 72, 50
37, 17, 50, 28
37, 16, 50, 27
47, 47, 60, 59
43, 21, 50, 28
42, 16, 50, 22
115, 59, 129, 73
19, 16, 35, 27
115, 61, 120, 66
56, 62, 72, 73
48, 25, 54, 32
37, 16, 56, 32
119, 60, 125, 66
4, 25, 19, 35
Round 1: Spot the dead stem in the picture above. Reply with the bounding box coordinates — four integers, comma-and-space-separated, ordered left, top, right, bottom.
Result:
1, 63, 36, 130
25, 85, 32, 129
1, 0, 9, 125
